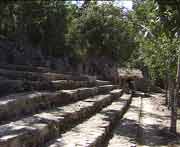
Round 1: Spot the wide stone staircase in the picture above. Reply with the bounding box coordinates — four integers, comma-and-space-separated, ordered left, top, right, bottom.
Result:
0, 64, 136, 147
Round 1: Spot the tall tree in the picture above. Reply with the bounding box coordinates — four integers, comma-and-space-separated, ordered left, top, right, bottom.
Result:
0, 1, 67, 57
67, 3, 136, 63
157, 0, 180, 134
130, 0, 180, 134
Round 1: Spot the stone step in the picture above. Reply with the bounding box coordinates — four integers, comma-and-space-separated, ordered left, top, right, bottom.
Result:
0, 64, 50, 73
107, 96, 141, 147
0, 68, 89, 81
0, 79, 111, 96
0, 80, 26, 96
46, 93, 132, 147
49, 80, 111, 90
0, 89, 123, 147
0, 76, 8, 80
0, 85, 118, 124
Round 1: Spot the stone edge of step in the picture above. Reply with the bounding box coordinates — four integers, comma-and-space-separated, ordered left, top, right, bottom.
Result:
0, 79, 111, 97
0, 85, 119, 125
107, 96, 141, 147
0, 68, 91, 81
46, 93, 132, 147
0, 89, 123, 147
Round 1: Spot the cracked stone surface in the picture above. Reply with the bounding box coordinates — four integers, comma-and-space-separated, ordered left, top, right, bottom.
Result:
0, 85, 117, 125
46, 94, 131, 147
108, 96, 141, 147
0, 90, 122, 147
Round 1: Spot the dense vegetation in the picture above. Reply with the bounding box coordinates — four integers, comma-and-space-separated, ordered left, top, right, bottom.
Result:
1, 0, 180, 134
0, 1, 136, 64
130, 0, 180, 134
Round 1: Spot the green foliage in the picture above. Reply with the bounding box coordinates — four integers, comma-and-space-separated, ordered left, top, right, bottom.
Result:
66, 3, 136, 63
128, 0, 180, 82
0, 1, 67, 57
0, 1, 137, 64
40, 1, 67, 57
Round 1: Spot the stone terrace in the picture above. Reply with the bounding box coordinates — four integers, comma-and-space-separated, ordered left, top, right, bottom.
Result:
0, 64, 144, 147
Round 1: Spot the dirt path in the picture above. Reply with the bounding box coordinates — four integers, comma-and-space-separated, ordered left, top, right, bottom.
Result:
108, 95, 141, 147
138, 93, 180, 147
107, 93, 180, 147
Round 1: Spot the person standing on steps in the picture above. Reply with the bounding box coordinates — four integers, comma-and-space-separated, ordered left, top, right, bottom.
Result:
126, 78, 135, 95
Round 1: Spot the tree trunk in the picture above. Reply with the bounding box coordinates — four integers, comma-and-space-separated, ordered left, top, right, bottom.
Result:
166, 63, 171, 107
168, 77, 174, 109
170, 53, 180, 134
165, 73, 169, 106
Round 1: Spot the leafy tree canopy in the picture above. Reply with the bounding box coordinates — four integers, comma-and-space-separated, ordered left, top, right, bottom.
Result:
67, 2, 137, 63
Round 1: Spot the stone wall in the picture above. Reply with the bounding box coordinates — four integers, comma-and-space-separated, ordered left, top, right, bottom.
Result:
0, 38, 124, 83
0, 38, 44, 66
135, 78, 163, 92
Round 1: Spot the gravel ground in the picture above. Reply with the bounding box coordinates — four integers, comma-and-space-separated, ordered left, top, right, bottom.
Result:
108, 92, 180, 147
